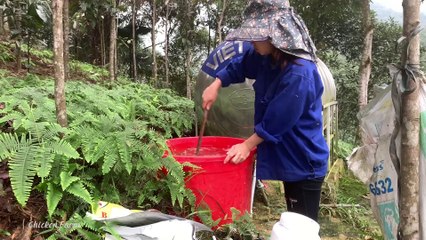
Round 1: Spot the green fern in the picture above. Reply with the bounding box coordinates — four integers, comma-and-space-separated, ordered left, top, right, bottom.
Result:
117, 140, 131, 174
47, 183, 63, 216
0, 133, 20, 159
0, 134, 38, 206
66, 181, 92, 204
59, 172, 79, 190
9, 144, 38, 205
50, 140, 79, 159
0, 132, 79, 206
2, 75, 196, 225
0, 111, 25, 126
37, 149, 55, 178
102, 145, 118, 174
47, 213, 103, 240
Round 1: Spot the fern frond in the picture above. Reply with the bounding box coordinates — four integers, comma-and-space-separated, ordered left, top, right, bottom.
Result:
117, 137, 132, 174
42, 123, 68, 140
102, 221, 122, 240
66, 181, 92, 204
102, 145, 118, 174
76, 228, 101, 240
71, 125, 98, 151
0, 133, 19, 159
8, 142, 38, 206
0, 111, 25, 124
46, 234, 58, 240
47, 183, 63, 216
84, 137, 110, 164
80, 216, 99, 232
78, 176, 97, 191
95, 115, 124, 133
23, 121, 49, 140
49, 139, 79, 159
37, 148, 55, 178
60, 172, 80, 190
16, 100, 31, 115
167, 181, 187, 208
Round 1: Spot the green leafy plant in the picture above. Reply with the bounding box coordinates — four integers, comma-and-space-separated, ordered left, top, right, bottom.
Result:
70, 61, 109, 82
212, 209, 259, 240
0, 129, 79, 206
0, 75, 196, 238
0, 42, 14, 64
320, 170, 383, 239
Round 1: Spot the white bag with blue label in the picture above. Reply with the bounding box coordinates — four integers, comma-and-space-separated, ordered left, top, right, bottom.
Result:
348, 83, 399, 240
348, 66, 426, 240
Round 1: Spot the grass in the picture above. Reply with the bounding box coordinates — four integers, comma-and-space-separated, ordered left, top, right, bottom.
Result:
319, 168, 383, 239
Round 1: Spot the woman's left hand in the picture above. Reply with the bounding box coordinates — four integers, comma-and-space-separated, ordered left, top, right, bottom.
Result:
224, 143, 251, 164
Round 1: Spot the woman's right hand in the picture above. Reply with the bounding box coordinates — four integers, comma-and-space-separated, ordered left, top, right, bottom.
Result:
202, 78, 222, 110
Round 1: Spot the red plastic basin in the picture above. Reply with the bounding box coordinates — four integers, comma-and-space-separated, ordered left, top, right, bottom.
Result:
166, 136, 255, 226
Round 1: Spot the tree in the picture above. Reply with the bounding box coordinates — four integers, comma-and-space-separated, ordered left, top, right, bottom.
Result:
163, 0, 172, 86
131, 0, 138, 80
0, 8, 3, 35
215, 0, 227, 43
63, 0, 70, 80
358, 0, 373, 111
291, 0, 363, 60
14, 1, 22, 71
399, 0, 421, 238
109, 0, 118, 82
52, 0, 68, 127
174, 0, 198, 98
358, 0, 373, 144
151, 0, 158, 86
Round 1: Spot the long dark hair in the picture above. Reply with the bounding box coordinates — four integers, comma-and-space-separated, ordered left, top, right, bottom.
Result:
272, 48, 301, 68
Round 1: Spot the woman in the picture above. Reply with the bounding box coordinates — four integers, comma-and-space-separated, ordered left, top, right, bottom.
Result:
202, 0, 329, 222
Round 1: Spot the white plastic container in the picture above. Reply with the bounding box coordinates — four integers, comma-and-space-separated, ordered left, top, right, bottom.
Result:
270, 212, 321, 240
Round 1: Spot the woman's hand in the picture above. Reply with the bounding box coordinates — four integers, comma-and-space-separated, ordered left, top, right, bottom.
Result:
202, 78, 222, 110
224, 142, 251, 164
224, 133, 263, 164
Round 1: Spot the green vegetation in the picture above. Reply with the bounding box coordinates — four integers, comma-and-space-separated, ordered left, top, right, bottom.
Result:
320, 170, 383, 239
0, 51, 196, 238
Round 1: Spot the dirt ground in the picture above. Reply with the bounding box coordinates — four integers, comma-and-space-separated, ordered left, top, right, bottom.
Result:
0, 162, 47, 240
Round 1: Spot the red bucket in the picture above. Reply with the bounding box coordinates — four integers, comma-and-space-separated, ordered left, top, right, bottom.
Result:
166, 136, 256, 226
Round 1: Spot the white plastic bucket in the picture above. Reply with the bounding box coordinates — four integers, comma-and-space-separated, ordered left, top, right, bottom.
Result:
270, 212, 321, 240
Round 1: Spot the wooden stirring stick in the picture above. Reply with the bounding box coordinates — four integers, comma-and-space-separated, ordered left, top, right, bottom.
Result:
195, 109, 209, 155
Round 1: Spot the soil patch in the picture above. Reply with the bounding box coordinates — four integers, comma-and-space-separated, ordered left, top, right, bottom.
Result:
0, 162, 47, 240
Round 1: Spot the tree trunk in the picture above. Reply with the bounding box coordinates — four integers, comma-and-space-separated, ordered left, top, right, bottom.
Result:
358, 0, 373, 110
151, 0, 158, 86
114, 29, 118, 79
216, 0, 227, 44
52, 0, 68, 127
100, 20, 106, 67
207, 4, 211, 55
185, 46, 192, 99
15, 5, 22, 71
399, 0, 421, 239
358, 0, 373, 143
131, 0, 137, 80
0, 9, 4, 35
164, 0, 170, 87
183, 0, 195, 99
109, 0, 117, 82
63, 0, 70, 81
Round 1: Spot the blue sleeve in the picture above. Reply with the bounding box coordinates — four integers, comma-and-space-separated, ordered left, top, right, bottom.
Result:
254, 72, 314, 143
216, 47, 260, 87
